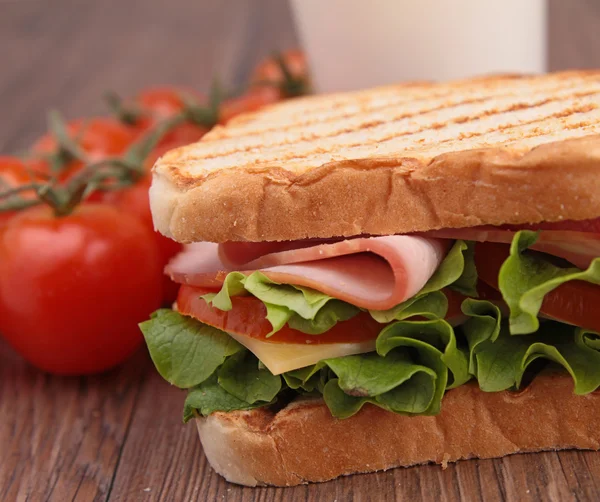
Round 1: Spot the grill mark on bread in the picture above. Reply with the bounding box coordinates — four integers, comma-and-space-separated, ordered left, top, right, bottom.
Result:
206, 79, 598, 153
221, 73, 595, 137
207, 75, 600, 143
192, 86, 600, 166
403, 104, 599, 155
188, 92, 600, 171
207, 104, 599, 170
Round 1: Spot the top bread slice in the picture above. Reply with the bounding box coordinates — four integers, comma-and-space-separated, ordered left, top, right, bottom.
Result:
150, 71, 600, 243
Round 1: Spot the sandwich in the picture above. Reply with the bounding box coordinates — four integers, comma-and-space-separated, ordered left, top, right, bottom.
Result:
140, 70, 600, 486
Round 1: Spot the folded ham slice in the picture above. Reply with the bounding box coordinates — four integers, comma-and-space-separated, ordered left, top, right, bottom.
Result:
166, 236, 448, 310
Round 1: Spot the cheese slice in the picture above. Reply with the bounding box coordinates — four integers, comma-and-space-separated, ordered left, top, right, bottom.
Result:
227, 333, 376, 375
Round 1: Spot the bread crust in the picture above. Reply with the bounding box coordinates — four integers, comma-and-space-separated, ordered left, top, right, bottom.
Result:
195, 372, 600, 486
152, 135, 600, 242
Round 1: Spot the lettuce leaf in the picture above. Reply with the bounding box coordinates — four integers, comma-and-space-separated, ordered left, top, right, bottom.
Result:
461, 299, 502, 375
277, 318, 469, 418
183, 374, 272, 422
282, 365, 327, 393
217, 350, 282, 403
139, 309, 242, 388
369, 290, 448, 323
203, 271, 360, 336
461, 299, 600, 393
322, 353, 437, 418
422, 240, 477, 297
322, 372, 436, 419
377, 319, 471, 391
499, 230, 600, 334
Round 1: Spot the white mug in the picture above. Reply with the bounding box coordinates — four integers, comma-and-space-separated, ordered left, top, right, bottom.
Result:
291, 0, 547, 92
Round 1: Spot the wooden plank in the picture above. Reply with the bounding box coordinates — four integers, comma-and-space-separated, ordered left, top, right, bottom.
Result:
0, 341, 150, 502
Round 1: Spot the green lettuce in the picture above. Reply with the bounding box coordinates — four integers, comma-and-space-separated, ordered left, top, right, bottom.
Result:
461, 299, 600, 393
183, 374, 274, 422
139, 309, 242, 388
275, 318, 470, 418
217, 350, 282, 403
499, 230, 600, 334
144, 305, 600, 423
203, 271, 360, 336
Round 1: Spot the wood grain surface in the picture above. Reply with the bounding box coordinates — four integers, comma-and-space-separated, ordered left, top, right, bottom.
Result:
1, 1, 600, 500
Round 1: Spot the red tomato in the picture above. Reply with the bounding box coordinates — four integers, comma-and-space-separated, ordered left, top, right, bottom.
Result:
177, 285, 383, 344
0, 157, 37, 226
219, 86, 282, 125
475, 242, 600, 332
444, 288, 467, 321
100, 176, 183, 304
32, 117, 137, 179
250, 49, 310, 97
0, 205, 163, 375
129, 88, 209, 165
136, 87, 205, 120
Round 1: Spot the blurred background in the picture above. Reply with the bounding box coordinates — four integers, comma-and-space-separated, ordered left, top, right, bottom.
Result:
1, 0, 599, 153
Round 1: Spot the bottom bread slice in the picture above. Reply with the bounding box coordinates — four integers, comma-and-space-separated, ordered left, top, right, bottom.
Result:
195, 372, 600, 486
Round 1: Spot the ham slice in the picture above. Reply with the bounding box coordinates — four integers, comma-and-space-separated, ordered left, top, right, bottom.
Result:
167, 236, 448, 310
423, 227, 600, 269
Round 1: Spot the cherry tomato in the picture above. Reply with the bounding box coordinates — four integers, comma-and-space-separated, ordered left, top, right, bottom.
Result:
136, 87, 205, 120
0, 157, 37, 226
250, 49, 310, 97
100, 175, 183, 304
0, 204, 163, 375
32, 117, 137, 179
177, 285, 384, 344
129, 88, 209, 165
475, 242, 600, 332
219, 86, 282, 124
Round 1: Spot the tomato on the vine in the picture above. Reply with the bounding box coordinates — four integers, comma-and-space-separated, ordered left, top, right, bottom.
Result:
136, 87, 205, 120
0, 156, 37, 226
219, 50, 310, 125
100, 175, 183, 304
250, 49, 310, 96
126, 87, 210, 166
0, 204, 163, 375
32, 117, 137, 179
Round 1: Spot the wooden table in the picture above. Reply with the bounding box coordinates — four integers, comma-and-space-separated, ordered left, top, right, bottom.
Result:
2, 1, 600, 500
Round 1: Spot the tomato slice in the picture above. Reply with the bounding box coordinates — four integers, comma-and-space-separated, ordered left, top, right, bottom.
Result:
177, 285, 384, 344
475, 242, 600, 332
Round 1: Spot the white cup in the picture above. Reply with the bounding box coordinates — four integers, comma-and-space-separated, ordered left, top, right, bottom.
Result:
290, 0, 547, 93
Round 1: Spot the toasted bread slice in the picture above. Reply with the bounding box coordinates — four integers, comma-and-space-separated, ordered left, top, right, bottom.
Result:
195, 372, 600, 486
150, 71, 600, 243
